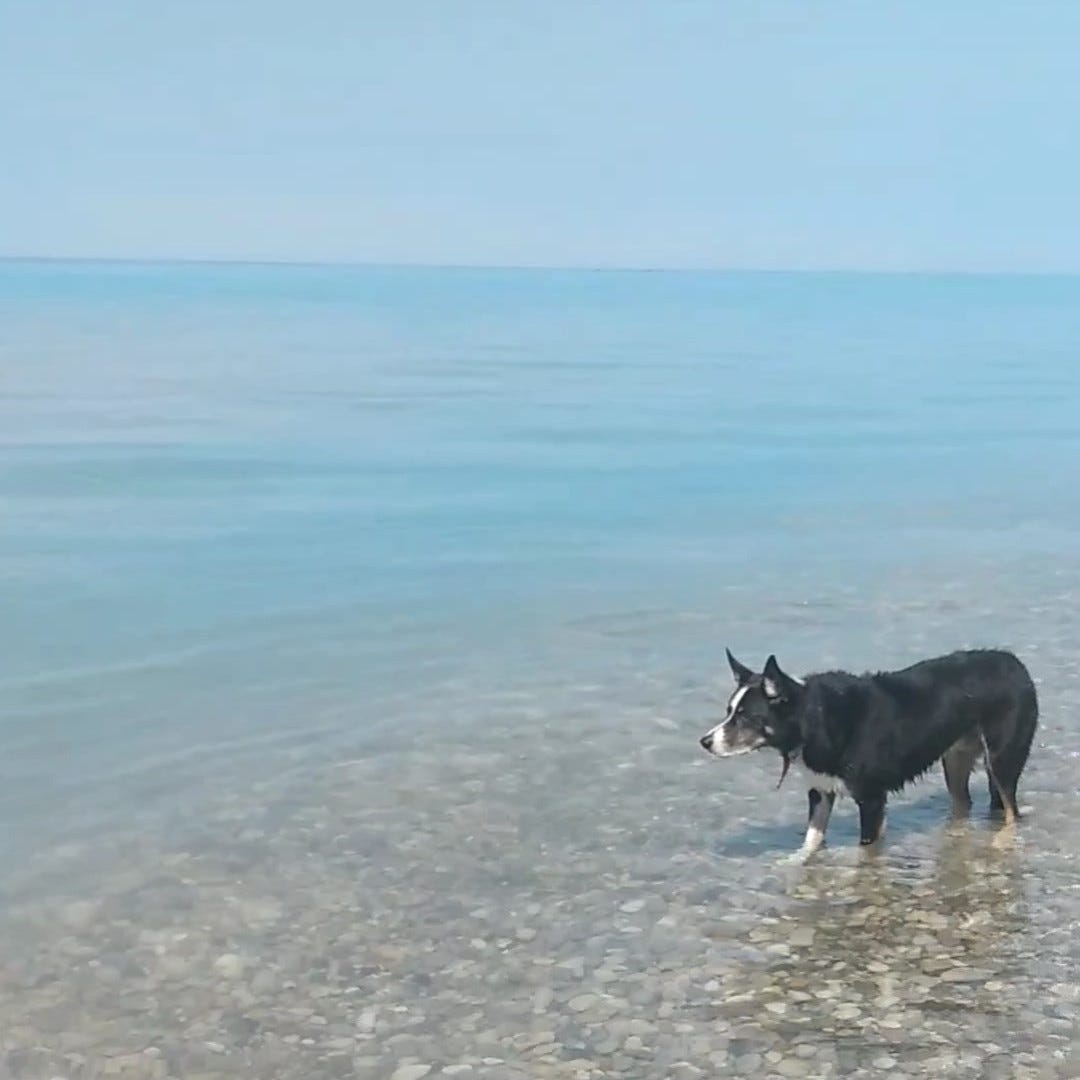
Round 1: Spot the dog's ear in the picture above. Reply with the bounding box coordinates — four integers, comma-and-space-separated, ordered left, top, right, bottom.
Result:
763, 655, 800, 702
726, 648, 753, 686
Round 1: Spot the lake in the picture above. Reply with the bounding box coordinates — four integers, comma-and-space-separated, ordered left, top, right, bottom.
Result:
2, 261, 1080, 1078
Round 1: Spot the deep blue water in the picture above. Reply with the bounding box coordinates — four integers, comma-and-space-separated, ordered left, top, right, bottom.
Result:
3, 260, 1080, 860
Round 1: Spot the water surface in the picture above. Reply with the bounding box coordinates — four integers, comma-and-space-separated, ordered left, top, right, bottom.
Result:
2, 262, 1080, 1078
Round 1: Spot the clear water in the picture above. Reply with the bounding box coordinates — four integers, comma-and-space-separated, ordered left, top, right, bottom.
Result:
4, 261, 1080, 1078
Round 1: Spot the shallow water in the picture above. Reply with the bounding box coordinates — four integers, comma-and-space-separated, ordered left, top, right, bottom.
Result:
3, 263, 1080, 1078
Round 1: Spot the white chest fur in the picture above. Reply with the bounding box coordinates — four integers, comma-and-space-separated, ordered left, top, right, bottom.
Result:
800, 763, 848, 797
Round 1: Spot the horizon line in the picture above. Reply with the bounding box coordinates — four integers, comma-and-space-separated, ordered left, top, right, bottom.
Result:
3, 253, 1080, 278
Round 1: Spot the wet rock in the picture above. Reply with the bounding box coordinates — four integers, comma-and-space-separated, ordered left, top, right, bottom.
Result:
940, 967, 991, 983
59, 901, 100, 931
776, 1060, 810, 1078
212, 954, 247, 980
390, 1066, 432, 1080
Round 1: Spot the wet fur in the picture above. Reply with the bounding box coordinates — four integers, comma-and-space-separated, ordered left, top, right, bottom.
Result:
704, 649, 1038, 852
797, 651, 1037, 834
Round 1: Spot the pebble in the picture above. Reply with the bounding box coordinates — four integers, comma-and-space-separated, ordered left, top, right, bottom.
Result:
940, 967, 990, 983
670, 1064, 704, 1079
59, 901, 100, 931
568, 994, 597, 1012
212, 953, 246, 979
249, 969, 277, 995
776, 1061, 809, 1077
390, 1066, 432, 1080
560, 956, 586, 978
513, 1031, 554, 1051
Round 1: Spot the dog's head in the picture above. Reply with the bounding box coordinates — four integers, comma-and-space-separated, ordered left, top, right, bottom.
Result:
699, 651, 805, 760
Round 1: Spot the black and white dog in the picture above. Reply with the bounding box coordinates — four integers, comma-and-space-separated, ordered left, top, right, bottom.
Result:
700, 649, 1038, 857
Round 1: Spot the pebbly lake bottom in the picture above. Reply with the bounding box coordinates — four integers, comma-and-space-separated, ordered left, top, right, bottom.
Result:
4, 560, 1080, 1080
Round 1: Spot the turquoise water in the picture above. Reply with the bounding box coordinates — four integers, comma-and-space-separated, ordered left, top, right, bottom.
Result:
6, 262, 1080, 1078
3, 262, 1080, 856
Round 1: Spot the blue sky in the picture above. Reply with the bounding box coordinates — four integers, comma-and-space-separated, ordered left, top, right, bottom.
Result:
2, 2, 1079, 270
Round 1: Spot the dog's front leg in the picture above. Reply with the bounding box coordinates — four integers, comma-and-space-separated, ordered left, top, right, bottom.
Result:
856, 792, 887, 846
801, 788, 836, 856
781, 789, 837, 864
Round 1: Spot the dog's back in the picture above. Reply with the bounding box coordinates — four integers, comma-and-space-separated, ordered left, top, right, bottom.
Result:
808, 648, 1037, 816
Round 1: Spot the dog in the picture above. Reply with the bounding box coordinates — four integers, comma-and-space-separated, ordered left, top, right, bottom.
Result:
699, 648, 1038, 857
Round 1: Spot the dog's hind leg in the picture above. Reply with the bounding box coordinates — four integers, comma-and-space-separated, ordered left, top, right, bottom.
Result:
982, 738, 1021, 825
983, 722, 1034, 826
983, 677, 1039, 825
985, 756, 1019, 825
986, 757, 1009, 819
942, 734, 981, 817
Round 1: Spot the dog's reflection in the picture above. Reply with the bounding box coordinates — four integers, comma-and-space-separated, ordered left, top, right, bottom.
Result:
784, 822, 1026, 948
704, 818, 1029, 1031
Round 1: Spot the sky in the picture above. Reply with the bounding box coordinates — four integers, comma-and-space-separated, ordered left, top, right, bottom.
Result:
2, 1, 1080, 271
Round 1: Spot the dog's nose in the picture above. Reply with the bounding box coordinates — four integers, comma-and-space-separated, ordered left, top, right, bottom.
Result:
700, 734, 713, 752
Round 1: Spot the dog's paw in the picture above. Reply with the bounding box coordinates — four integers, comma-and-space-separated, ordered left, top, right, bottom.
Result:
779, 846, 819, 866
991, 825, 1020, 852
